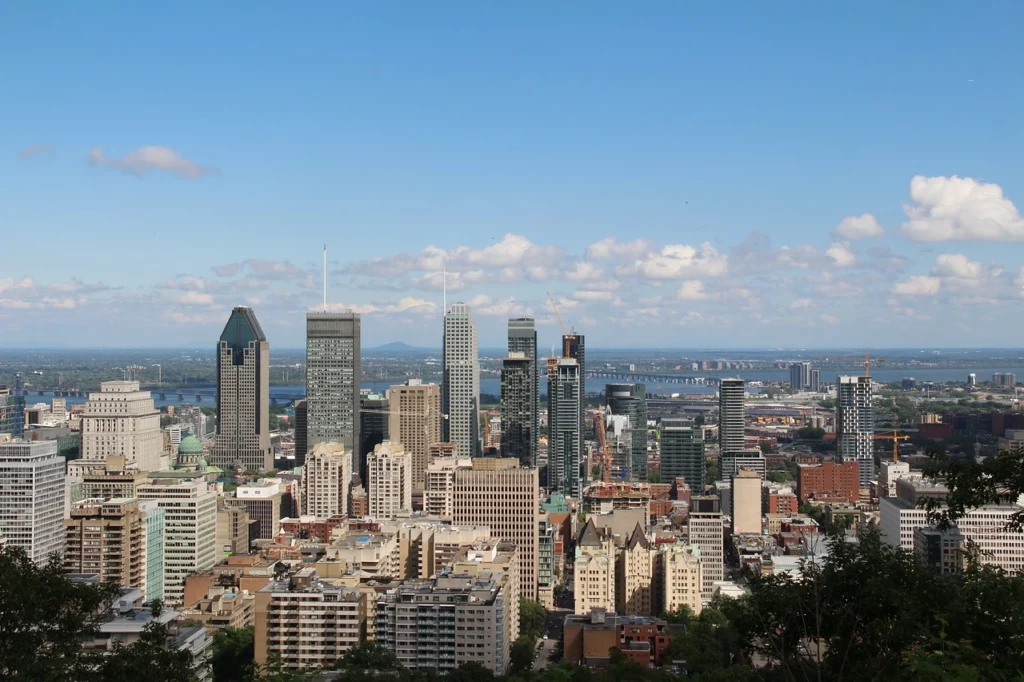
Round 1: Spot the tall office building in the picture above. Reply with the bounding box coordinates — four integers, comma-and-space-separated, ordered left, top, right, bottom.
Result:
293, 400, 307, 463
837, 376, 874, 487
443, 302, 481, 458
305, 312, 361, 471
548, 358, 582, 496
453, 459, 539, 600
606, 383, 648, 481
718, 379, 746, 454
389, 381, 441, 491
302, 442, 351, 518
0, 440, 65, 564
229, 480, 283, 540
0, 375, 26, 438
64, 498, 148, 591
731, 469, 762, 534
507, 318, 539, 465
789, 362, 812, 391
358, 393, 389, 484
809, 368, 821, 392
688, 496, 724, 605
501, 353, 533, 466
563, 334, 586, 433
660, 419, 704, 491
367, 442, 412, 520
77, 381, 162, 473
209, 307, 273, 472
137, 478, 217, 605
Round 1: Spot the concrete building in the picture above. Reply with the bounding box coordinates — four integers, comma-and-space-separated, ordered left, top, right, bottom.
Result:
501, 352, 534, 466
305, 312, 361, 470
323, 530, 400, 578
0, 440, 65, 564
138, 478, 217, 605
376, 570, 515, 675
387, 521, 493, 580
216, 504, 251, 556
549, 357, 582, 496
443, 302, 481, 458
254, 568, 367, 670
688, 496, 724, 605
797, 460, 860, 504
424, 457, 472, 518
79, 460, 149, 501
358, 393, 389, 484
658, 543, 703, 616
563, 610, 682, 668
75, 381, 162, 474
993, 372, 1018, 387
64, 498, 148, 595
731, 468, 762, 534
301, 441, 351, 518
616, 523, 655, 616
660, 419, 704, 492
809, 368, 821, 392
789, 362, 812, 391
229, 479, 283, 540
507, 317, 539, 467
606, 384, 648, 482
209, 307, 273, 471
718, 379, 746, 454
837, 375, 874, 487
575, 518, 616, 615
562, 333, 586, 434
720, 449, 766, 480
452, 459, 540, 600
389, 380, 442, 491
878, 460, 914, 498
915, 527, 966, 575
367, 442, 412, 519
998, 429, 1024, 453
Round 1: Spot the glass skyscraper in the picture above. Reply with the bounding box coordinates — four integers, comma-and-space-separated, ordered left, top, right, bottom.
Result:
305, 312, 361, 471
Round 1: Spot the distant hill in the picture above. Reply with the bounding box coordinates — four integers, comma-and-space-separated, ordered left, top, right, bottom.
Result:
368, 341, 438, 353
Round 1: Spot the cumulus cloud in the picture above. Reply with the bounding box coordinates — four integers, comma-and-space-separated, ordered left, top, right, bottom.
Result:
832, 213, 885, 240
675, 280, 708, 301
17, 144, 54, 160
789, 298, 815, 310
176, 291, 216, 306
586, 237, 654, 261
211, 259, 308, 281
623, 242, 728, 279
825, 242, 857, 267
564, 262, 604, 282
901, 175, 1024, 241
931, 253, 982, 280
572, 289, 615, 302
464, 294, 531, 316
88, 145, 214, 180
892, 275, 941, 296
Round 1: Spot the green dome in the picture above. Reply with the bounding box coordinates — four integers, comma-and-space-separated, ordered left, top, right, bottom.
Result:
178, 435, 204, 456
199, 457, 208, 468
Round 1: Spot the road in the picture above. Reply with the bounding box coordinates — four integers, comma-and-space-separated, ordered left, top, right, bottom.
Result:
534, 601, 571, 671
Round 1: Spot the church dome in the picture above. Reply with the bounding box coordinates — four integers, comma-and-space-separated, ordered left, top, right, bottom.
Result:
178, 435, 204, 456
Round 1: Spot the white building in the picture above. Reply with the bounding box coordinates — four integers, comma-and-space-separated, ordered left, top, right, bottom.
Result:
423, 457, 472, 518
0, 440, 65, 564
138, 478, 217, 605
366, 442, 411, 520
837, 376, 874, 487
76, 381, 163, 474
301, 442, 351, 518
443, 302, 481, 458
659, 543, 703, 616
731, 469, 762, 534
878, 460, 916, 498
688, 499, 724, 605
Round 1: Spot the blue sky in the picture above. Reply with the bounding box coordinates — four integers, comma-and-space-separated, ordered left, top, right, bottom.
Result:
3, 2, 1024, 349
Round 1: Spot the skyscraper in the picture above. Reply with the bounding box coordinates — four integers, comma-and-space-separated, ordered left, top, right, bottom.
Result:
76, 381, 163, 474
718, 378, 745, 454
837, 375, 874, 488
301, 442, 351, 518
789, 362, 812, 391
563, 333, 586, 431
443, 302, 480, 458
367, 442, 412, 519
305, 312, 361, 471
809, 368, 821, 392
210, 307, 273, 472
389, 381, 441, 491
507, 318, 538, 465
359, 393, 390, 483
660, 418, 704, 491
548, 358, 582, 496
605, 383, 648, 481
0, 440, 65, 564
293, 400, 307, 464
501, 353, 533, 466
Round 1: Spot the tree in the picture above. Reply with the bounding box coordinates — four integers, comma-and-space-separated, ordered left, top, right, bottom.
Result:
647, 469, 662, 484
924, 448, 1024, 531
519, 597, 547, 641
509, 636, 536, 676
662, 604, 694, 624
332, 641, 401, 672
211, 627, 254, 681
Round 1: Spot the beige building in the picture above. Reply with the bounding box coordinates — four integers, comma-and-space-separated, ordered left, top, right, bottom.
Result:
689, 498, 725, 605
228, 479, 282, 540
574, 518, 616, 615
659, 543, 703, 616
216, 504, 251, 556
323, 531, 401, 579
616, 523, 655, 616
301, 442, 351, 518
64, 498, 146, 589
75, 381, 162, 474
382, 519, 491, 580
367, 442, 411, 520
79, 458, 150, 500
254, 568, 367, 670
732, 468, 762, 534
452, 458, 540, 600
423, 457, 472, 518
389, 380, 442, 490
180, 587, 255, 633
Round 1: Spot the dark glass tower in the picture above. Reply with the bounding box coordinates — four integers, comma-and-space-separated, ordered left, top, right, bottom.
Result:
501, 354, 532, 466
359, 394, 389, 484
507, 318, 538, 466
605, 383, 648, 481
293, 400, 307, 466
661, 418, 704, 491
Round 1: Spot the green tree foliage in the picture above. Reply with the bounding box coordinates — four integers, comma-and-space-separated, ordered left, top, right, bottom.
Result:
332, 641, 401, 672
648, 469, 662, 484
795, 426, 825, 440
509, 636, 536, 675
0, 547, 197, 681
519, 597, 547, 641
924, 448, 1024, 531
211, 627, 255, 681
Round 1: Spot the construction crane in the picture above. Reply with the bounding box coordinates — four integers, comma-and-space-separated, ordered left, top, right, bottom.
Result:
821, 351, 886, 377
593, 406, 613, 484
546, 292, 577, 355
874, 430, 910, 461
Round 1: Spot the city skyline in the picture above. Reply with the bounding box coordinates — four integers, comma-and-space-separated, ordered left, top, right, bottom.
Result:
4, 4, 1024, 348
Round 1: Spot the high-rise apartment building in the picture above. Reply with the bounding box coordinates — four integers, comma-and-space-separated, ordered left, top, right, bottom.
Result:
501, 353, 534, 466
453, 459, 539, 600
389, 380, 441, 491
548, 358, 582, 496
367, 442, 412, 519
0, 375, 26, 437
993, 372, 1018, 387
0, 440, 65, 564
424, 457, 472, 518
562, 333, 586, 413
797, 460, 860, 503
617, 523, 655, 616
305, 312, 361, 470
64, 497, 148, 592
809, 368, 821, 392
660, 419, 704, 492
789, 362, 812, 391
837, 376, 874, 487
507, 318, 539, 465
688, 496, 724, 605
76, 381, 162, 473
574, 518, 616, 615
229, 480, 283, 540
606, 384, 648, 481
209, 307, 273, 472
443, 303, 481, 458
138, 478, 217, 605
658, 543, 703, 617
301, 442, 351, 518
718, 379, 746, 454
731, 469, 762, 534
358, 393, 389, 484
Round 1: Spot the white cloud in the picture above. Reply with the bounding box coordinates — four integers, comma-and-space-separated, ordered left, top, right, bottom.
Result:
464, 294, 531, 316
384, 297, 437, 315
901, 175, 1024, 241
892, 275, 941, 296
177, 291, 216, 306
825, 242, 856, 267
821, 314, 840, 324
930, 253, 982, 280
0, 277, 33, 293
565, 262, 604, 282
789, 298, 815, 310
832, 213, 885, 240
586, 237, 654, 261
572, 289, 615, 302
625, 242, 728, 279
675, 280, 708, 301
89, 145, 214, 180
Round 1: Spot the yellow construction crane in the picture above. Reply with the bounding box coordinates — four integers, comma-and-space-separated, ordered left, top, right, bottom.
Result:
593, 406, 614, 484
546, 292, 577, 356
874, 430, 910, 461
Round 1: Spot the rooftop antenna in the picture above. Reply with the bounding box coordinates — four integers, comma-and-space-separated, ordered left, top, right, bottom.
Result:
323, 244, 327, 313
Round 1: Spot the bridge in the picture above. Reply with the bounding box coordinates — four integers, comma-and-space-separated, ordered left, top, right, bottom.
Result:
586, 370, 721, 387
31, 387, 306, 406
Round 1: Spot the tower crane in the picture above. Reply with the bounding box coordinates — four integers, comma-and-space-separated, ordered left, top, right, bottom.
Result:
593, 406, 614, 484
546, 292, 577, 355
874, 430, 910, 461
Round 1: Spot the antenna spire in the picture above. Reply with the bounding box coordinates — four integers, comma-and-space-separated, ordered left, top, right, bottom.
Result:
323, 244, 327, 313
